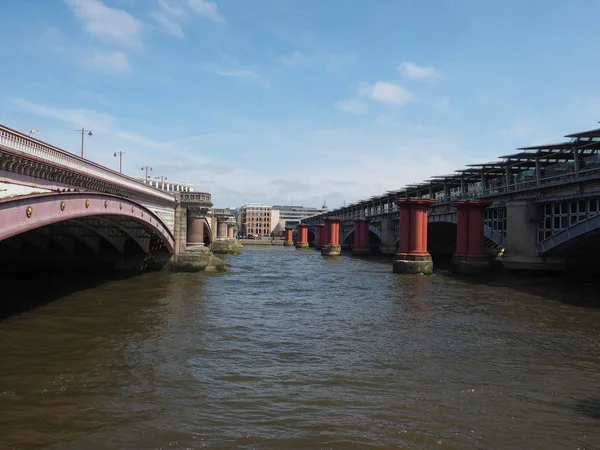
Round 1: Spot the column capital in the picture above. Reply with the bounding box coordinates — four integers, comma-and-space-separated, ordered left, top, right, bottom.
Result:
297, 223, 310, 229
355, 217, 370, 223
451, 199, 492, 209
316, 223, 325, 228
323, 216, 341, 223
394, 198, 435, 208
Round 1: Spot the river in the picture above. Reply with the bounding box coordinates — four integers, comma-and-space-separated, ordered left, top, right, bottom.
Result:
1, 246, 599, 449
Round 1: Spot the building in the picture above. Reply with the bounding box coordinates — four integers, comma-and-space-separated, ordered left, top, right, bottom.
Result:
239, 204, 273, 237
272, 203, 328, 230
133, 176, 194, 193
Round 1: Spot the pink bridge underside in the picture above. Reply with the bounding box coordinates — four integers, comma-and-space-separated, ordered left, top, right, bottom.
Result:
0, 192, 174, 253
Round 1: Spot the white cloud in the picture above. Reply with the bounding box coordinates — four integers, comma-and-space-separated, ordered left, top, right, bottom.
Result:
279, 51, 356, 71
204, 63, 268, 86
150, 0, 224, 36
280, 51, 309, 67
86, 50, 131, 73
398, 62, 438, 80
335, 99, 368, 115
187, 0, 224, 22
65, 0, 143, 48
11, 98, 117, 131
359, 81, 414, 106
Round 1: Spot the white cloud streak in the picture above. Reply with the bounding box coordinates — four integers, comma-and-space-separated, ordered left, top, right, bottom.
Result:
398, 62, 438, 80
359, 81, 414, 106
335, 99, 368, 115
64, 0, 143, 48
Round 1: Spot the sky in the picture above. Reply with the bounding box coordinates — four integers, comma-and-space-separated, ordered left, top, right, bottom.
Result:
1, 0, 600, 209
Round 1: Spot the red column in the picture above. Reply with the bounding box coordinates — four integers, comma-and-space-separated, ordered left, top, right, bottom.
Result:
451, 200, 492, 273
322, 221, 329, 246
451, 200, 492, 257
284, 227, 293, 243
324, 217, 340, 245
297, 224, 309, 245
395, 199, 435, 256
354, 218, 370, 247
316, 224, 325, 246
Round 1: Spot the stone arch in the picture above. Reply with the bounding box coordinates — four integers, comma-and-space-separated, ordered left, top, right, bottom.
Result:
0, 192, 174, 253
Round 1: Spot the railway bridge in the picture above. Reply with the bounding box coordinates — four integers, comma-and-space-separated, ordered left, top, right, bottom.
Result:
301, 123, 600, 274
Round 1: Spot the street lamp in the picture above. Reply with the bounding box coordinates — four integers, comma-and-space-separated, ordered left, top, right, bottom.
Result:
113, 151, 125, 173
75, 128, 93, 158
141, 165, 153, 183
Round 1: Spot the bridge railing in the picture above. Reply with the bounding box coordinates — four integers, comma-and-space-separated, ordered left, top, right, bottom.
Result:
0, 125, 175, 203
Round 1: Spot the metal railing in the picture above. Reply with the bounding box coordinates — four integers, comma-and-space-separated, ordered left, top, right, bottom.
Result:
0, 125, 175, 203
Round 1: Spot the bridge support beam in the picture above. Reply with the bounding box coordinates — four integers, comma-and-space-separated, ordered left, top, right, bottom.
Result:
296, 224, 309, 249
315, 223, 325, 249
322, 217, 341, 256
393, 199, 435, 274
284, 227, 294, 246
451, 200, 492, 274
352, 218, 371, 256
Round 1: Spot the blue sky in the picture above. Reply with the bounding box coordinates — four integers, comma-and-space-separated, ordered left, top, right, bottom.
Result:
1, 0, 600, 208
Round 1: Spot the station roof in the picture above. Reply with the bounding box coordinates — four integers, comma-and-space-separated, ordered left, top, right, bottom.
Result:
565, 127, 600, 139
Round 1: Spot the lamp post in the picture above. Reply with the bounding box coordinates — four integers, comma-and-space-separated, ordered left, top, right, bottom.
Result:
113, 151, 125, 173
75, 128, 93, 158
141, 165, 153, 183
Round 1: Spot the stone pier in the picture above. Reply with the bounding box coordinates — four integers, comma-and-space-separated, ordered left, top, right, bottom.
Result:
393, 198, 434, 274
321, 217, 341, 256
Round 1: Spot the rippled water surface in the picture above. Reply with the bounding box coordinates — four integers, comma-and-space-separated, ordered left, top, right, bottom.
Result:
2, 246, 600, 449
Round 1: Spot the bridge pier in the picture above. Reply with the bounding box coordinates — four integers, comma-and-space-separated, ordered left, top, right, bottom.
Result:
378, 218, 397, 255
296, 224, 309, 249
352, 218, 371, 256
503, 200, 565, 271
322, 217, 341, 256
451, 200, 492, 274
284, 227, 294, 246
186, 211, 205, 247
393, 199, 435, 274
315, 223, 325, 249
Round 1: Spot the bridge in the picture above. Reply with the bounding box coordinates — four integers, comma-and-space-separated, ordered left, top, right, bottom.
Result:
0, 124, 238, 274
300, 123, 600, 274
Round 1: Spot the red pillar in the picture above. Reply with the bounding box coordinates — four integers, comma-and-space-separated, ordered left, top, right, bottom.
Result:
451, 200, 492, 273
284, 227, 294, 246
322, 217, 341, 255
316, 223, 325, 248
393, 199, 435, 274
352, 218, 371, 256
296, 223, 310, 248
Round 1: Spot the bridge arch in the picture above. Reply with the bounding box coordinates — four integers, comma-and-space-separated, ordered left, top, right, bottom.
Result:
0, 192, 174, 253
536, 214, 600, 256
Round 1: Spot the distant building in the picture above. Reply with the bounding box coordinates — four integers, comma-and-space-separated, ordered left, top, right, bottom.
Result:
133, 176, 194, 193
239, 204, 273, 237
272, 202, 328, 230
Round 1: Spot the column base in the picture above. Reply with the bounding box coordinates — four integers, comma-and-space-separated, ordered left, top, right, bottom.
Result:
296, 242, 309, 250
321, 244, 341, 256
503, 254, 566, 271
451, 255, 489, 274
351, 246, 371, 256
284, 241, 295, 247
378, 245, 397, 255
393, 253, 433, 275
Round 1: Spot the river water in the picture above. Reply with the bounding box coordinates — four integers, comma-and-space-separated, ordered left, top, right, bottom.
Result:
1, 246, 600, 449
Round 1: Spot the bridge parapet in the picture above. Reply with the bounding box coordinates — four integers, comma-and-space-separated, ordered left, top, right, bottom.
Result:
0, 125, 175, 206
